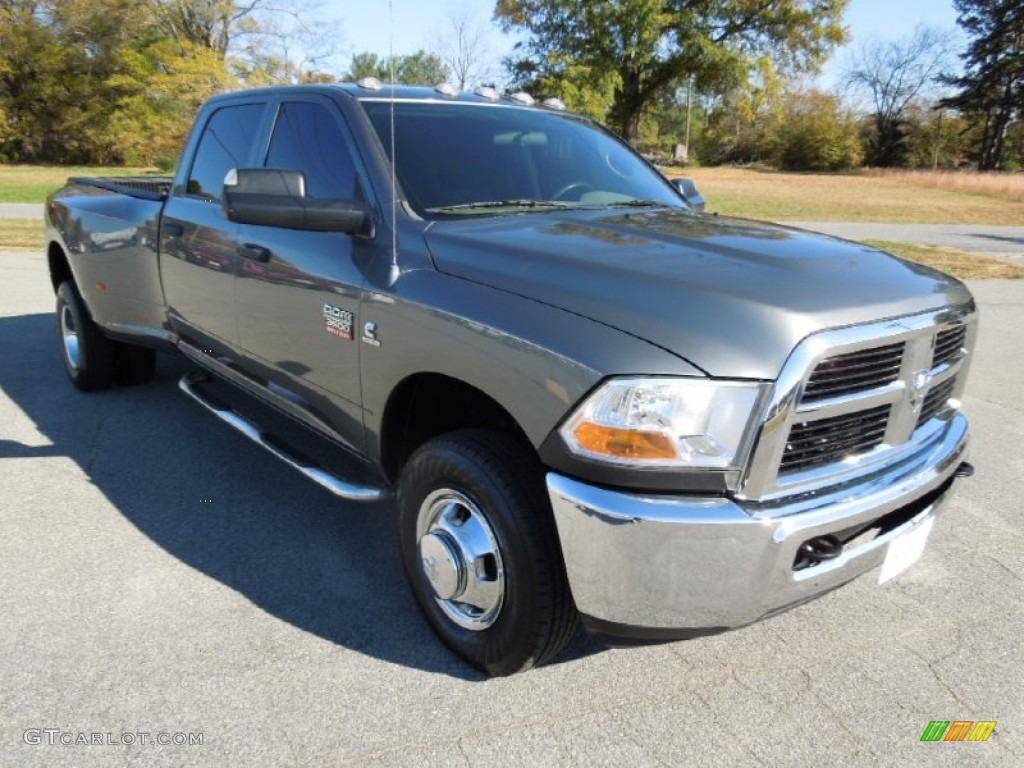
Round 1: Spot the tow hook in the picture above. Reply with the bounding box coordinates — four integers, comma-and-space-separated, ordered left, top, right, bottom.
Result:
955, 462, 975, 478
795, 534, 844, 570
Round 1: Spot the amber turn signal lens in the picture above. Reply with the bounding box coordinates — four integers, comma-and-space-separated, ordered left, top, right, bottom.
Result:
573, 422, 678, 460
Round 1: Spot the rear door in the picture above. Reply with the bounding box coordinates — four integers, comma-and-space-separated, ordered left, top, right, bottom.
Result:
161, 100, 269, 353
233, 96, 375, 453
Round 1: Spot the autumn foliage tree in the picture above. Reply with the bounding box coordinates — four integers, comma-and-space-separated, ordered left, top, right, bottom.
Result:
0, 0, 338, 165
495, 0, 849, 144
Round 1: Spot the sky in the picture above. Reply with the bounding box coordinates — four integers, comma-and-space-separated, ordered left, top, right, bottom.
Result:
322, 0, 965, 89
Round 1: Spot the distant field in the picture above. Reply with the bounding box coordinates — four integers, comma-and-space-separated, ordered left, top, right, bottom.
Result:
864, 240, 1024, 280
0, 219, 43, 250
0, 164, 156, 203
672, 167, 1024, 225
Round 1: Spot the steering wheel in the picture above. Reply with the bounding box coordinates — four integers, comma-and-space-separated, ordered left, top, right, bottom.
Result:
552, 182, 595, 201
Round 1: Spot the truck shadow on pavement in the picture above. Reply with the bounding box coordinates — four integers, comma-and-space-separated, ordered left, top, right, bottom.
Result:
0, 312, 602, 679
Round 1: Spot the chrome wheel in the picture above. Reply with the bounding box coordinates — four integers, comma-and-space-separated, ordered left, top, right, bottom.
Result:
416, 488, 505, 630
60, 303, 81, 372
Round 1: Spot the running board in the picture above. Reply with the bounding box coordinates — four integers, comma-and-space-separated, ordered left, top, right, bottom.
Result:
178, 373, 386, 502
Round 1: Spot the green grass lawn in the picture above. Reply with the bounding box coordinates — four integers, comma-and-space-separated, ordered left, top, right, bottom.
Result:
0, 164, 157, 203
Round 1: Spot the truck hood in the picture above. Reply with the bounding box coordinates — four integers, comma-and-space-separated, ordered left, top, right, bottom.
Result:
423, 208, 973, 379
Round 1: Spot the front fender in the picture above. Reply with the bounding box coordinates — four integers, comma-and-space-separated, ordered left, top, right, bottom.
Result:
358, 270, 702, 460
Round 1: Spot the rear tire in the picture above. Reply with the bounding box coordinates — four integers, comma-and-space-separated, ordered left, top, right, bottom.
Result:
56, 281, 115, 391
397, 430, 577, 676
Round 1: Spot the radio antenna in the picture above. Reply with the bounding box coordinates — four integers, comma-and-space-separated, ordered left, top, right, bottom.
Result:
387, 0, 400, 286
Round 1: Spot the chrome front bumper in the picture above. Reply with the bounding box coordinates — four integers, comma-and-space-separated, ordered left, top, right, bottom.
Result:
547, 412, 969, 640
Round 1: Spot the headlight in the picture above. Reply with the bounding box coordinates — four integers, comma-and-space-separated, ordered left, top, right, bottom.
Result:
559, 377, 767, 470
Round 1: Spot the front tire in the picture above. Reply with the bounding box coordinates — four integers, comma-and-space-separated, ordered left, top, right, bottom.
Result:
397, 430, 577, 676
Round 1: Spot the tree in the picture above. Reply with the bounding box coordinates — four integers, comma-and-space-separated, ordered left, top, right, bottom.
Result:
845, 26, 955, 167
434, 4, 494, 90
147, 0, 260, 56
344, 50, 452, 86
940, 0, 1024, 170
494, 0, 848, 144
0, 0, 153, 163
774, 89, 863, 171
903, 103, 972, 169
0, 0, 341, 164
108, 37, 233, 165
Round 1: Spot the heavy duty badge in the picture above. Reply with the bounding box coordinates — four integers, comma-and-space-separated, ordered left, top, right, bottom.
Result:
322, 303, 354, 340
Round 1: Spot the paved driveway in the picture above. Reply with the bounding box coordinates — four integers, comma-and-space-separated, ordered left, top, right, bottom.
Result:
0, 203, 43, 218
788, 222, 1024, 264
1, 250, 1021, 767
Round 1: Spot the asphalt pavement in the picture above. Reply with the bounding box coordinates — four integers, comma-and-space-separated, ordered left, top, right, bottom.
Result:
0, 203, 43, 218
789, 222, 1024, 264
1, 249, 1022, 767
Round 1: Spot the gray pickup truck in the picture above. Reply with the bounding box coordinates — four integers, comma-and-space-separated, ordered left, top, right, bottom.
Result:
45, 82, 976, 676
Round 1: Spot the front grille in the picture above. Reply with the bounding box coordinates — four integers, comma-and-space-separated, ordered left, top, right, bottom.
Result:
803, 342, 905, 401
780, 405, 891, 473
917, 377, 956, 426
933, 325, 966, 368
742, 307, 975, 498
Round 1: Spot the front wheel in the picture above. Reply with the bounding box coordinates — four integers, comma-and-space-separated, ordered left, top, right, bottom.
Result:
397, 430, 577, 676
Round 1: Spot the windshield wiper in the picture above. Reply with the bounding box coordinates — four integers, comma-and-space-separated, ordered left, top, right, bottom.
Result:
427, 199, 578, 213
604, 199, 668, 208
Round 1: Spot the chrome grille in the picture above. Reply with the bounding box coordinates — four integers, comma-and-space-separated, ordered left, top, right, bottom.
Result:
780, 405, 890, 472
740, 307, 976, 501
803, 342, 904, 401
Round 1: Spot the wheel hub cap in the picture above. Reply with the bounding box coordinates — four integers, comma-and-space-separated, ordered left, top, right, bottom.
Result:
60, 304, 81, 371
419, 531, 465, 601
416, 489, 505, 631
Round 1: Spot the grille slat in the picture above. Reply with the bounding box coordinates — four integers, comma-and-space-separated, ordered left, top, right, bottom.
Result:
801, 370, 903, 398
781, 405, 891, 473
782, 434, 887, 463
917, 377, 956, 426
803, 342, 905, 401
932, 325, 966, 368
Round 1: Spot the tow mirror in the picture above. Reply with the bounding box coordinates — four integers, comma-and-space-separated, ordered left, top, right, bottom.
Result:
672, 177, 706, 213
223, 168, 369, 234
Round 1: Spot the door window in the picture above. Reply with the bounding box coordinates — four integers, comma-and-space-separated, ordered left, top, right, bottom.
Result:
265, 102, 358, 199
186, 103, 266, 201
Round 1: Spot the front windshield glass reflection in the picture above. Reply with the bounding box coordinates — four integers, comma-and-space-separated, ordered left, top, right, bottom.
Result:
362, 101, 685, 218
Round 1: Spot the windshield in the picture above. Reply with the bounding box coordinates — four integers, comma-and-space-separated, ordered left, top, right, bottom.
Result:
361, 101, 686, 218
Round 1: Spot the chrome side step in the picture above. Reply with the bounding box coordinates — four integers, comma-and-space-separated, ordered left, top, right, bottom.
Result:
178, 339, 357, 452
178, 373, 386, 502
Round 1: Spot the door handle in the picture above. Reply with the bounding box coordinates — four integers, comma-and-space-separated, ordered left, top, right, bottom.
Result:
238, 243, 272, 262
163, 221, 184, 237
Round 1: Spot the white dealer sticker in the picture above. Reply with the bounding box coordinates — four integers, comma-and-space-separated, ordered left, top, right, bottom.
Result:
878, 516, 934, 584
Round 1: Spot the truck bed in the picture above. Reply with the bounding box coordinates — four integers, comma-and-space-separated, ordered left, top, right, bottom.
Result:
66, 176, 173, 201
